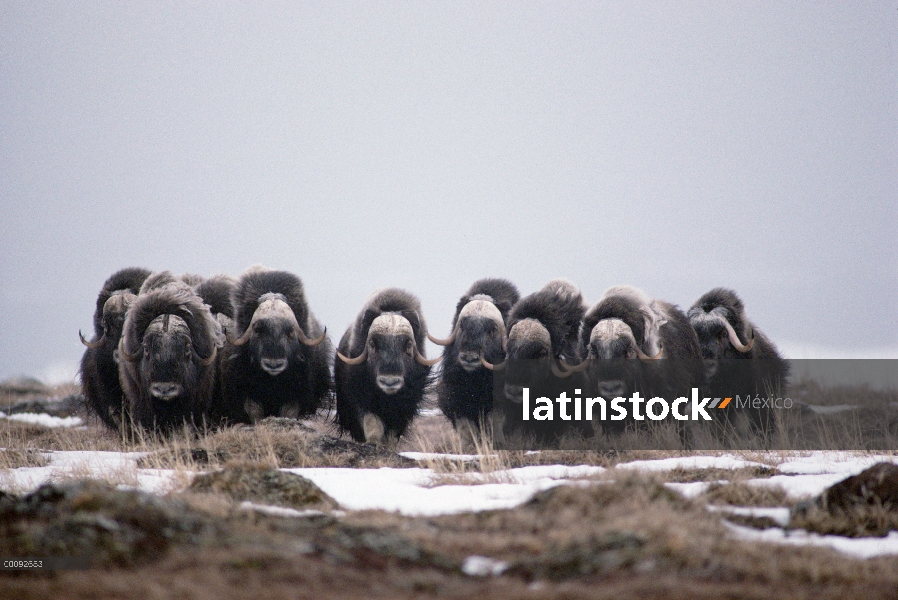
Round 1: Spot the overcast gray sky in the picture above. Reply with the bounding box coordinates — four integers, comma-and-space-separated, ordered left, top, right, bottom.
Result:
1, 2, 896, 383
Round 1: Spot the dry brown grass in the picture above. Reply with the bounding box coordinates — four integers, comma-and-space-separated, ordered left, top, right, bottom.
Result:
700, 481, 791, 507
0, 449, 50, 469
2, 404, 898, 599
6, 386, 898, 599
137, 420, 415, 470
791, 503, 898, 538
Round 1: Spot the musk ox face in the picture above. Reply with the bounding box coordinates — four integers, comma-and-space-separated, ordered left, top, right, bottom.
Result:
584, 320, 647, 399
687, 292, 754, 371
80, 291, 138, 356
582, 304, 667, 399
227, 292, 325, 376
502, 318, 553, 403
688, 306, 733, 364
128, 314, 204, 401
364, 314, 419, 394
451, 298, 507, 372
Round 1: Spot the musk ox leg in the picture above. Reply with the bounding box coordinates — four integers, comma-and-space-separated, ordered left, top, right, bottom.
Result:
280, 402, 300, 420
491, 409, 506, 449
362, 412, 386, 445
383, 433, 400, 452
244, 400, 264, 424
456, 418, 478, 450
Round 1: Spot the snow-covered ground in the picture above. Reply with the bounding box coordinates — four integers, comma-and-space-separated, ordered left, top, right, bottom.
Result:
4, 411, 898, 559
0, 411, 84, 428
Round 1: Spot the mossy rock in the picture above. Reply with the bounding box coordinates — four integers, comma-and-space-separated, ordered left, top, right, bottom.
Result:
188, 462, 338, 510
0, 480, 219, 566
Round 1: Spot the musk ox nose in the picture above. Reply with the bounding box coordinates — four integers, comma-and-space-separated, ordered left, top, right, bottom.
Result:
458, 351, 481, 370
597, 380, 627, 399
261, 357, 288, 376
504, 384, 524, 404
149, 382, 182, 400
376, 375, 404, 394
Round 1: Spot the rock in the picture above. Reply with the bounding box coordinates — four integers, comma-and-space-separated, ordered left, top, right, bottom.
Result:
3, 393, 86, 418
820, 462, 898, 511
188, 462, 339, 510
506, 531, 645, 581
0, 377, 48, 396
0, 480, 220, 566
254, 416, 317, 433
793, 462, 898, 517
308, 435, 417, 467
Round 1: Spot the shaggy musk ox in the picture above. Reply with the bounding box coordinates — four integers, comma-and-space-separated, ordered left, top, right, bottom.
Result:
217, 268, 332, 424
118, 283, 224, 433
497, 279, 586, 397
491, 280, 588, 445
335, 288, 439, 446
139, 270, 205, 294
688, 288, 790, 438
564, 285, 705, 437
194, 274, 237, 320
431, 278, 519, 437
79, 267, 151, 430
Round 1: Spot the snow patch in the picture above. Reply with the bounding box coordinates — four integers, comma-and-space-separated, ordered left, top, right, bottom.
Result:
708, 505, 791, 527
400, 452, 482, 462
238, 502, 328, 518
462, 555, 509, 576
1, 412, 84, 428
283, 465, 603, 516
724, 522, 898, 559
616, 455, 765, 472
664, 481, 722, 499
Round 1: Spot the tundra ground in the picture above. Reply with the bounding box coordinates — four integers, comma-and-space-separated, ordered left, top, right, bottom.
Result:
1, 384, 897, 599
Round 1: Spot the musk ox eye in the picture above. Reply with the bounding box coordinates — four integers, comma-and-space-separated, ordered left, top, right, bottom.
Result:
405, 339, 414, 356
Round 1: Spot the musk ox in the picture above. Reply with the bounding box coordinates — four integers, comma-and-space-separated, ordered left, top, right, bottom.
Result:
564, 285, 706, 440
194, 274, 237, 320
139, 270, 205, 294
79, 267, 151, 430
496, 279, 586, 397
117, 283, 224, 433
489, 280, 589, 445
217, 268, 332, 424
687, 288, 790, 438
431, 278, 520, 438
335, 288, 439, 446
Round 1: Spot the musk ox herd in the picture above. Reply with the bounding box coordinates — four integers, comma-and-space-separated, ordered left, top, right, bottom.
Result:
79, 266, 789, 447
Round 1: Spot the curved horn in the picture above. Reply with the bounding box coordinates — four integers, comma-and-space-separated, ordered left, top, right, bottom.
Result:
722, 319, 754, 352
297, 325, 327, 347
79, 330, 106, 349
480, 356, 506, 371
225, 325, 253, 347
550, 358, 575, 378
414, 346, 441, 367
635, 341, 664, 361
556, 358, 591, 374
197, 344, 218, 367
427, 323, 459, 347
117, 338, 142, 363
336, 348, 368, 365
